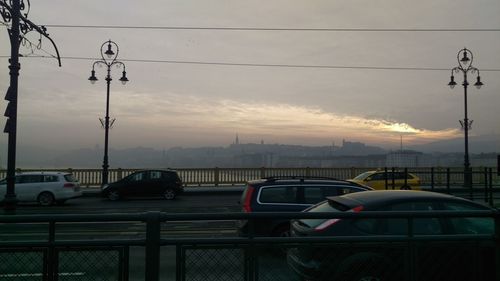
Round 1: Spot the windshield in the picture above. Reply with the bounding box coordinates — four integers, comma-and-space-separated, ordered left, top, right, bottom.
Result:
353, 172, 372, 180
64, 174, 78, 182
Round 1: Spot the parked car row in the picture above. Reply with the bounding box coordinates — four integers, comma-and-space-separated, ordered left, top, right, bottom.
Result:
0, 169, 184, 206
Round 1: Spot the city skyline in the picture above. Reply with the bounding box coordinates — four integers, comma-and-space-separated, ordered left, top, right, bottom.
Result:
1, 1, 500, 156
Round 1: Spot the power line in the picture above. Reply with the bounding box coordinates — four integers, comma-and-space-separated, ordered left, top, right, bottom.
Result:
2, 55, 500, 71
42, 24, 500, 32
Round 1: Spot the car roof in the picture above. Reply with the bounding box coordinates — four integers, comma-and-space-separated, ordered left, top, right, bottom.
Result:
16, 171, 68, 176
248, 177, 366, 187
363, 170, 417, 175
327, 190, 491, 209
134, 169, 177, 173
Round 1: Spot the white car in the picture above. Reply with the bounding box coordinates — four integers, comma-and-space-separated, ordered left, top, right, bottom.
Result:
0, 172, 82, 206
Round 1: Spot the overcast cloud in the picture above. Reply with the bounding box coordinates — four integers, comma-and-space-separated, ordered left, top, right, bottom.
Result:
1, 0, 499, 154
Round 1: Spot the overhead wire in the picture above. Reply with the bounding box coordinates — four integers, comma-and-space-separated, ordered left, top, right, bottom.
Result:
1, 55, 500, 72
2, 24, 500, 71
41, 25, 500, 32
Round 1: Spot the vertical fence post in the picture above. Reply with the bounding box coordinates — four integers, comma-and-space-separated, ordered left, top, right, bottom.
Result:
489, 168, 494, 207
495, 213, 500, 281
431, 167, 435, 190
406, 216, 416, 281
350, 167, 356, 179
446, 168, 451, 193
484, 167, 489, 203
306, 167, 311, 177
260, 167, 266, 179
117, 168, 123, 180
47, 221, 56, 281
145, 212, 161, 281
391, 167, 396, 190
384, 167, 388, 190
404, 167, 408, 187
214, 167, 219, 186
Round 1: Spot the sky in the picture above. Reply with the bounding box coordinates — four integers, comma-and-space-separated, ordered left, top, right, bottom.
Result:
1, 0, 500, 155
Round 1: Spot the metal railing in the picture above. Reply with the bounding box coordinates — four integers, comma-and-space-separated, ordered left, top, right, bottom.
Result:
0, 211, 498, 281
1, 166, 499, 187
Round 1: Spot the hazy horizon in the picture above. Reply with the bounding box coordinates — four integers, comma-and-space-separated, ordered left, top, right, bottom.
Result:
1, 1, 499, 160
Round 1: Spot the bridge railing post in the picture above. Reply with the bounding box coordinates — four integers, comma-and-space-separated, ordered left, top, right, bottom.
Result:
145, 212, 161, 281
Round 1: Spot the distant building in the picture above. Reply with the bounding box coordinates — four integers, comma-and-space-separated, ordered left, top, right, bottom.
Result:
386, 150, 423, 167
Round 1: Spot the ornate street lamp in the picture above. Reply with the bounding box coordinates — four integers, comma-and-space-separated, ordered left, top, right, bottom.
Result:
2, 0, 61, 211
448, 48, 483, 189
88, 40, 129, 186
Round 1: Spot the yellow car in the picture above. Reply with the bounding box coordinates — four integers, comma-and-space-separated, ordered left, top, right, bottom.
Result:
348, 170, 421, 190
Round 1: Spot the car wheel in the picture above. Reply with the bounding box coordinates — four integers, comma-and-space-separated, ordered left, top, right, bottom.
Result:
38, 192, 55, 206
163, 188, 176, 200
107, 190, 120, 201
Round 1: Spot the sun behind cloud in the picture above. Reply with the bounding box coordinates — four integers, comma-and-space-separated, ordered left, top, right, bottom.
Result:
116, 93, 461, 147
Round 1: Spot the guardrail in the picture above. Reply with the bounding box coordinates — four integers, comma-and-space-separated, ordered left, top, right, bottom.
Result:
1, 167, 498, 187
0, 211, 498, 281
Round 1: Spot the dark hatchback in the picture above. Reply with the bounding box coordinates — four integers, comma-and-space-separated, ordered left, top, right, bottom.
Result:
287, 190, 495, 281
237, 176, 372, 237
101, 169, 183, 201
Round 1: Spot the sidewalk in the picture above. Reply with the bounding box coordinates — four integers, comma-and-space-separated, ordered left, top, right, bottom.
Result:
82, 185, 246, 197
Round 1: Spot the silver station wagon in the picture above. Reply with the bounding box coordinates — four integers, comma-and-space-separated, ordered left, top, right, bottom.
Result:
0, 171, 82, 206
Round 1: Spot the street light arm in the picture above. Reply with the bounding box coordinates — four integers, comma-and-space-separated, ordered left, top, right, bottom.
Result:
1, 0, 61, 66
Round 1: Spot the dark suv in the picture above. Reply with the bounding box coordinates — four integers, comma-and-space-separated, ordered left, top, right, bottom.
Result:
101, 169, 183, 201
237, 176, 372, 237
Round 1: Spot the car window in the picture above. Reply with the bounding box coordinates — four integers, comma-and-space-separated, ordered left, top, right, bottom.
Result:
370, 173, 386, 181
19, 175, 43, 184
150, 171, 162, 180
356, 201, 442, 235
43, 175, 59, 182
341, 187, 364, 195
64, 174, 78, 182
353, 172, 371, 181
259, 186, 298, 204
323, 186, 341, 197
442, 202, 493, 234
304, 187, 324, 204
388, 202, 442, 235
131, 172, 146, 182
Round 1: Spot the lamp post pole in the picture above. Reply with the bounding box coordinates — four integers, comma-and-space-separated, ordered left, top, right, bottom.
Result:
3, 0, 21, 211
89, 40, 129, 186
2, 0, 61, 211
448, 48, 483, 189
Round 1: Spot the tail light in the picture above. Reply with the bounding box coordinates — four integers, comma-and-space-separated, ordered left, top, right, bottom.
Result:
63, 183, 75, 188
242, 185, 255, 213
314, 205, 364, 232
